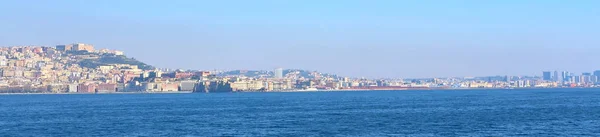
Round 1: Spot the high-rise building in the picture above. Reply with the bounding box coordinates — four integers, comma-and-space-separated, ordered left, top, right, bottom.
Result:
553, 71, 562, 82
561, 71, 569, 82
569, 76, 577, 84
582, 75, 592, 84
542, 71, 552, 81
274, 68, 283, 79
524, 80, 532, 87
517, 80, 526, 88
592, 76, 599, 83
593, 70, 600, 78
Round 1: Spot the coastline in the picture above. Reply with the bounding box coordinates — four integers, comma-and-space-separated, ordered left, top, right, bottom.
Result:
0, 87, 596, 95
0, 91, 193, 95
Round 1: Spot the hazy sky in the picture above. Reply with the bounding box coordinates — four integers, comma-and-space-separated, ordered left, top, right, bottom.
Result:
1, 0, 599, 78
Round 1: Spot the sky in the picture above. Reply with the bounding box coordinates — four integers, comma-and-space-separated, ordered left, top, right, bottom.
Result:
1, 0, 599, 78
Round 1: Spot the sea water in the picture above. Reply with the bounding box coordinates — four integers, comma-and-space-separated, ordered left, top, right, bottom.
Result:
1, 89, 600, 136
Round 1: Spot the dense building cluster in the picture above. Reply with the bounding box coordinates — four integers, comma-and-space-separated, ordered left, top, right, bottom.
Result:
0, 43, 138, 93
541, 71, 600, 87
1, 43, 598, 93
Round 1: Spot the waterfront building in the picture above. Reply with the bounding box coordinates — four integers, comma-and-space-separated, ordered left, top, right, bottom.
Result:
67, 84, 78, 92
161, 83, 179, 91
179, 81, 196, 91
77, 83, 97, 93
97, 83, 117, 92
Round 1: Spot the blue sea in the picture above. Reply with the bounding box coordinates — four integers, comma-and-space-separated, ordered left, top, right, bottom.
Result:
2, 89, 600, 136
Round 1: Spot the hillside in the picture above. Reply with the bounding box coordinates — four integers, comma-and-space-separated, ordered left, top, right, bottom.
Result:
67, 51, 154, 70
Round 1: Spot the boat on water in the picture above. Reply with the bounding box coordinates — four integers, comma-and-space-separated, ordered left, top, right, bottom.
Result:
297, 87, 318, 92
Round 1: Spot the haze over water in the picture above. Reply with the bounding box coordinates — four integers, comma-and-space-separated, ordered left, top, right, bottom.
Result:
2, 89, 600, 136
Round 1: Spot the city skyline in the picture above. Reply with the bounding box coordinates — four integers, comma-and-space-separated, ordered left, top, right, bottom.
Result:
3, 1, 600, 136
0, 43, 598, 94
1, 0, 599, 78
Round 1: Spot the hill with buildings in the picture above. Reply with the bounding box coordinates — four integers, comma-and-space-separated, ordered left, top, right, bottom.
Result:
0, 43, 157, 93
0, 43, 354, 93
76, 54, 154, 70
0, 43, 575, 94
56, 44, 154, 70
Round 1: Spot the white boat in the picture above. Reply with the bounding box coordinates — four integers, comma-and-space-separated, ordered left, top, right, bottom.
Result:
296, 87, 318, 92
304, 87, 318, 91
